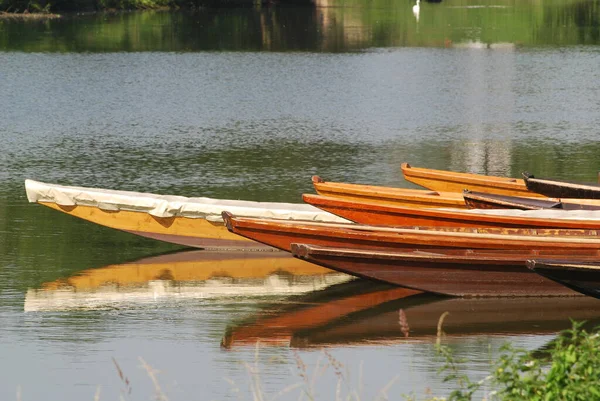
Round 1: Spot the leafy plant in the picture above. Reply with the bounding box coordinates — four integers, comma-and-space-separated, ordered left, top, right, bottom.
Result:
429, 320, 600, 401
492, 321, 600, 401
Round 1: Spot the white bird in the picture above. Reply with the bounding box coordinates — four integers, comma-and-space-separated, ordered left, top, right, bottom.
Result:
413, 0, 420, 21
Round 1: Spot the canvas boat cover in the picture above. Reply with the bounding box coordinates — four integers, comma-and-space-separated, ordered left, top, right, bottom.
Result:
25, 179, 350, 223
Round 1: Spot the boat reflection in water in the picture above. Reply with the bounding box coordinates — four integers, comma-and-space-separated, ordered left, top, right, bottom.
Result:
222, 281, 600, 349
24, 251, 352, 312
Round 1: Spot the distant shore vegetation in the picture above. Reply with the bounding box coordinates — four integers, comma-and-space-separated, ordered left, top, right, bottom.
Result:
0, 0, 167, 15
0, 0, 278, 15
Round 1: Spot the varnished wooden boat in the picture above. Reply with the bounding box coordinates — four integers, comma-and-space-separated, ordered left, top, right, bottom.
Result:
463, 190, 600, 211
311, 176, 467, 209
290, 244, 586, 296
302, 193, 600, 230
222, 212, 600, 252
527, 260, 600, 300
24, 179, 348, 251
401, 162, 544, 197
223, 211, 600, 295
523, 173, 600, 199
25, 250, 351, 311
223, 282, 600, 348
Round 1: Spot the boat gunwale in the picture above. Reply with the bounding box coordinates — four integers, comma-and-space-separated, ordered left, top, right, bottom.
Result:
290, 243, 600, 264
401, 163, 526, 189
311, 176, 466, 205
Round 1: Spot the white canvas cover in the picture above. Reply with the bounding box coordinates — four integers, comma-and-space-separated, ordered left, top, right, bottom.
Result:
25, 179, 350, 223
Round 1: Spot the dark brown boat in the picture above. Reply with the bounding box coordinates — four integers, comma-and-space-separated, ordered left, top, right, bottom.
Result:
527, 260, 600, 300
523, 173, 600, 199
463, 190, 600, 211
290, 244, 584, 297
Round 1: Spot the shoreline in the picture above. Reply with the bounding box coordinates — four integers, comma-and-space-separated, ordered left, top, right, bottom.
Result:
0, 11, 61, 19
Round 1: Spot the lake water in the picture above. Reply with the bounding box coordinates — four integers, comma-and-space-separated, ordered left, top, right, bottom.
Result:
1, 0, 600, 399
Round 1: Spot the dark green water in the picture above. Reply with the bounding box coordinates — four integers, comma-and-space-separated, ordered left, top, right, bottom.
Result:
1, 1, 600, 400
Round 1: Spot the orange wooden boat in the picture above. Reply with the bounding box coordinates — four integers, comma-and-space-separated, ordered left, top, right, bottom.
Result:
401, 163, 544, 197
290, 244, 584, 297
302, 193, 600, 230
311, 176, 467, 209
222, 212, 600, 253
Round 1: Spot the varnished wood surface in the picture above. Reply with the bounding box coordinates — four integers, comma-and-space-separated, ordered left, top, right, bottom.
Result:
222, 212, 600, 253
291, 244, 583, 296
401, 162, 544, 197
311, 175, 467, 209
302, 193, 600, 230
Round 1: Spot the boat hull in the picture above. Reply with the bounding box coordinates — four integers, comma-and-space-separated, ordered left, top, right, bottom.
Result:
528, 260, 600, 299
222, 213, 600, 253
40, 202, 271, 250
26, 179, 347, 251
291, 244, 580, 297
524, 174, 600, 199
303, 194, 600, 230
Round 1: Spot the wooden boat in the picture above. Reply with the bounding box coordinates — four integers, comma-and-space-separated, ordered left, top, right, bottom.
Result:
311, 176, 467, 209
290, 244, 585, 296
523, 172, 600, 199
463, 190, 600, 211
222, 212, 600, 295
527, 260, 600, 300
24, 250, 352, 311
401, 162, 544, 197
222, 212, 600, 252
24, 179, 348, 251
302, 193, 600, 230
223, 283, 600, 348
